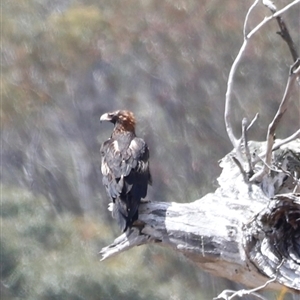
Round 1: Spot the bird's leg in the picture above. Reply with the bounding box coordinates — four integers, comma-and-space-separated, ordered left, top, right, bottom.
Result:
131, 219, 146, 232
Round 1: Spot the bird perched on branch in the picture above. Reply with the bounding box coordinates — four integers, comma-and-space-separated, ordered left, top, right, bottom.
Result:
100, 110, 151, 232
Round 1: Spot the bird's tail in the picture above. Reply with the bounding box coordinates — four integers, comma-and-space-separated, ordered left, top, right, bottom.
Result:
112, 197, 138, 232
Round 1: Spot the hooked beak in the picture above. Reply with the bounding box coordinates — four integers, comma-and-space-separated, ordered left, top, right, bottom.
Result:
100, 113, 111, 123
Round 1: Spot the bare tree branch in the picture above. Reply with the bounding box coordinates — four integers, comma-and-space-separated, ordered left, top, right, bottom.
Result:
273, 128, 300, 150
246, 113, 259, 131
225, 0, 300, 152
225, 0, 259, 152
247, 0, 300, 40
252, 129, 300, 166
275, 16, 299, 62
263, 0, 299, 62
242, 118, 254, 177
250, 60, 300, 183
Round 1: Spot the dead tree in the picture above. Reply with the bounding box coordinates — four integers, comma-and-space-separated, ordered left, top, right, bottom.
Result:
100, 1, 300, 298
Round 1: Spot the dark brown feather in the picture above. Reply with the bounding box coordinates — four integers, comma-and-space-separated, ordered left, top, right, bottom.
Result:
100, 110, 151, 231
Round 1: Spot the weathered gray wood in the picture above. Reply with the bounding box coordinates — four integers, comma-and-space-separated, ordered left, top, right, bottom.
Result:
100, 139, 300, 292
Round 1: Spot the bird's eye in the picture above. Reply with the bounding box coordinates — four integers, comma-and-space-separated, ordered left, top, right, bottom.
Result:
108, 113, 117, 121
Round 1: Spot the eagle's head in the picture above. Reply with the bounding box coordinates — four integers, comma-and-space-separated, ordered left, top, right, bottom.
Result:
100, 110, 136, 133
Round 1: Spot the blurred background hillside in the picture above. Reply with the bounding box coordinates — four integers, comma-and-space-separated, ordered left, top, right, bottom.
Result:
1, 0, 299, 299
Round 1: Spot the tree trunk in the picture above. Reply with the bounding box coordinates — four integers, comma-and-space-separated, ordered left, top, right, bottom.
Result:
100, 139, 300, 293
